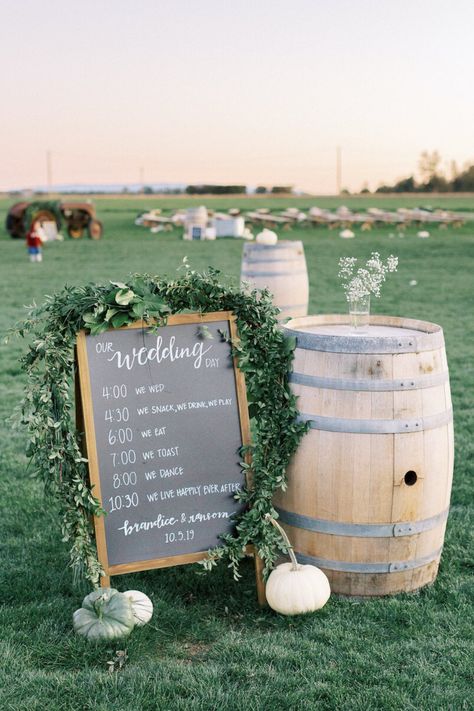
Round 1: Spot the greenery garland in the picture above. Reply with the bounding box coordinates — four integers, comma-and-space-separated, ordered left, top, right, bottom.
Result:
24, 200, 62, 231
11, 263, 308, 587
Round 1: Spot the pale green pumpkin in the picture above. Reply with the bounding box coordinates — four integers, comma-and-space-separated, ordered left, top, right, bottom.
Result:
73, 588, 135, 641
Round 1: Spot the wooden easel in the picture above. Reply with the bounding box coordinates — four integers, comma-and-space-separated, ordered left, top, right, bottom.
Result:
74, 313, 266, 605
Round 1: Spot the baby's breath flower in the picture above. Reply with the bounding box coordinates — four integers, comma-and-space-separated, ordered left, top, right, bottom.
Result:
338, 252, 398, 302
387, 255, 398, 271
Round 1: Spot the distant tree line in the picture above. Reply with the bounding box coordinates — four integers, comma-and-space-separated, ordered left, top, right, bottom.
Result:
375, 151, 474, 193
141, 187, 184, 195
185, 185, 246, 195
255, 186, 294, 194
184, 184, 294, 195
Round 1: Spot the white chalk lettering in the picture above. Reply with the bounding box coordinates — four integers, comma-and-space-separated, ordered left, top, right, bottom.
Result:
151, 404, 176, 414
146, 490, 175, 502
118, 514, 179, 536
220, 482, 242, 493
187, 401, 208, 409
96, 342, 114, 354
107, 335, 213, 370
148, 383, 165, 392
187, 511, 231, 524
156, 446, 179, 458
176, 485, 202, 497
159, 466, 184, 478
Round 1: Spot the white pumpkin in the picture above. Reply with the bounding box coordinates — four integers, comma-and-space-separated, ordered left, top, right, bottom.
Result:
256, 229, 278, 245
339, 229, 355, 239
265, 514, 330, 615
123, 590, 153, 626
266, 562, 331, 615
417, 230, 430, 238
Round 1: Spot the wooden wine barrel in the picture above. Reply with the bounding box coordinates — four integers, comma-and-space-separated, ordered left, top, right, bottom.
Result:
275, 314, 454, 596
186, 206, 208, 227
241, 241, 309, 320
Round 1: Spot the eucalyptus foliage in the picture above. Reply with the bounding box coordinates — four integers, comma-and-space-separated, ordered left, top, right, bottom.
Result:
12, 263, 307, 587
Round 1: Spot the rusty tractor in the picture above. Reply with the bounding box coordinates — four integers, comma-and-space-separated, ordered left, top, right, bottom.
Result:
6, 200, 103, 240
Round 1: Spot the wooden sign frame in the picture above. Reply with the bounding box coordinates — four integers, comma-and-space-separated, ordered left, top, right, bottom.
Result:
76, 311, 265, 602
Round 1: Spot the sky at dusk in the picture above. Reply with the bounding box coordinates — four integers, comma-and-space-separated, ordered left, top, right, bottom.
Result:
1, 0, 473, 193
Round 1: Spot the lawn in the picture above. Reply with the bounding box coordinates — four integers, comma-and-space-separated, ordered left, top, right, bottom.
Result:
0, 195, 473, 711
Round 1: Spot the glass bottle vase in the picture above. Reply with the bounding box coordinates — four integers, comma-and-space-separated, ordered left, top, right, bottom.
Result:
349, 294, 370, 332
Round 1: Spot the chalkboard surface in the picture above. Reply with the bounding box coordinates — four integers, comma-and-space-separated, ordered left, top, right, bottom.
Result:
76, 312, 250, 579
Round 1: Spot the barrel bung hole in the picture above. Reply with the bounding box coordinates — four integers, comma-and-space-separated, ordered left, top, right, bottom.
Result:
404, 470, 418, 486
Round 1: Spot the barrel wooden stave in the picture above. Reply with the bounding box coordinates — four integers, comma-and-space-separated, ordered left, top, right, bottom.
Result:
276, 315, 453, 596
324, 560, 441, 597
241, 241, 309, 320
281, 520, 446, 596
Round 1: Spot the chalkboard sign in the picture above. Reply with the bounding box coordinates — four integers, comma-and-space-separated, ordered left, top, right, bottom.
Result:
76, 312, 251, 586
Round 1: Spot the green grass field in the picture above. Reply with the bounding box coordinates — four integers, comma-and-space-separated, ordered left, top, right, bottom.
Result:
0, 195, 473, 711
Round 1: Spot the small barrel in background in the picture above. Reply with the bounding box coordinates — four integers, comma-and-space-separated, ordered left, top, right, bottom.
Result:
185, 206, 208, 227
184, 206, 208, 240
275, 314, 454, 596
241, 241, 309, 320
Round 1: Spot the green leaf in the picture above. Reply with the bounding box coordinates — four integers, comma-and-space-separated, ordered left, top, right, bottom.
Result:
89, 322, 109, 335
197, 325, 214, 340
143, 295, 170, 312
105, 308, 119, 321
128, 276, 149, 296
132, 300, 146, 318
115, 289, 135, 306
111, 312, 131, 328
104, 289, 120, 305
82, 312, 97, 324
283, 335, 297, 353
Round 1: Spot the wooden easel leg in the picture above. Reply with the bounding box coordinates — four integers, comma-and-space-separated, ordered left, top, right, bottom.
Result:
254, 551, 267, 606
100, 574, 111, 588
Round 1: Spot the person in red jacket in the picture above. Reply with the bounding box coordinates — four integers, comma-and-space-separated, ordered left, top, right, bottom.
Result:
26, 220, 44, 262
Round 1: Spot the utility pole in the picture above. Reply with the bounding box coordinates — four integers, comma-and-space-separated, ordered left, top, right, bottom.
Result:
46, 150, 52, 196
336, 146, 342, 195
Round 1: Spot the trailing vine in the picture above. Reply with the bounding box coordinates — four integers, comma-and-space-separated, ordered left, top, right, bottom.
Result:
11, 263, 308, 587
